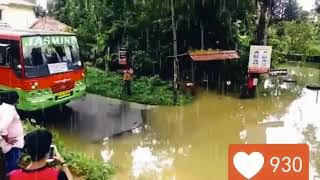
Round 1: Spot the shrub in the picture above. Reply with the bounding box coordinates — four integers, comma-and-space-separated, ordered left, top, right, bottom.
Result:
85, 67, 192, 105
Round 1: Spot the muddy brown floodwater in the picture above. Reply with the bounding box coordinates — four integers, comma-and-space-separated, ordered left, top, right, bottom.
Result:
43, 65, 320, 180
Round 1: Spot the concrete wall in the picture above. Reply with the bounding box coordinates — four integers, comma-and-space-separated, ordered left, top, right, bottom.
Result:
0, 4, 36, 29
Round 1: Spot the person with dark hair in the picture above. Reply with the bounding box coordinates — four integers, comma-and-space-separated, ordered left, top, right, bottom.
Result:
0, 91, 24, 174
7, 129, 73, 180
247, 73, 258, 98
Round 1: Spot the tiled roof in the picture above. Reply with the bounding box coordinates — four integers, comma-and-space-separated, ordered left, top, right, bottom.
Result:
189, 50, 240, 61
30, 17, 72, 32
0, 28, 74, 37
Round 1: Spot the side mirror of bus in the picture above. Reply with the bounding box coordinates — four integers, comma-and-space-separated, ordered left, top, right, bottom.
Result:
14, 64, 22, 78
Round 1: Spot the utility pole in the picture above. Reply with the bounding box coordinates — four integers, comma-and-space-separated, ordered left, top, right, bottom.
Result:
105, 47, 110, 75
171, 0, 178, 104
200, 21, 204, 50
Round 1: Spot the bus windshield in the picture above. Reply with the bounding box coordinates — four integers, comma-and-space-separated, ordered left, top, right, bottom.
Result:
22, 36, 82, 78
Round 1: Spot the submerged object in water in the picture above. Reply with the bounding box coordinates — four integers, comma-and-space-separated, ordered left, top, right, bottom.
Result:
283, 78, 297, 83
306, 85, 320, 91
306, 85, 320, 103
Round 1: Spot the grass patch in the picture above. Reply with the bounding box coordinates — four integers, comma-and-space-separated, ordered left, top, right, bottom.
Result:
85, 67, 192, 105
277, 62, 320, 86
22, 120, 115, 180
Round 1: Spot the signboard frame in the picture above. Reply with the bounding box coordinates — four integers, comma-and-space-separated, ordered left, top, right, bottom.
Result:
248, 45, 272, 74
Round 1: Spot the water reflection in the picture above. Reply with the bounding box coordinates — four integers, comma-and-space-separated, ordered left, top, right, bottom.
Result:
130, 146, 174, 178
105, 90, 298, 180
40, 94, 147, 142
243, 88, 320, 178
42, 66, 320, 180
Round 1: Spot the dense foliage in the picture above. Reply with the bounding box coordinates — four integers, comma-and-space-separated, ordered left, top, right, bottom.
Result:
48, 0, 317, 70
22, 121, 115, 180
86, 67, 192, 105
48, 0, 258, 74
269, 18, 320, 64
48, 0, 320, 101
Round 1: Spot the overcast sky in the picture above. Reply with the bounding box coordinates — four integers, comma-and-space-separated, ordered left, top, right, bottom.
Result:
38, 0, 47, 9
298, 0, 316, 11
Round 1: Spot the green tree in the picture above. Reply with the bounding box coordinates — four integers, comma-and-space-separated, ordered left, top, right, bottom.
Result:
256, 0, 273, 45
284, 0, 301, 20
49, 0, 256, 74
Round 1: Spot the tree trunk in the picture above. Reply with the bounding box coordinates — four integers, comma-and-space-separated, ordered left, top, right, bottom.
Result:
200, 20, 204, 49
171, 0, 178, 104
158, 40, 162, 71
146, 28, 150, 50
105, 47, 110, 75
126, 34, 129, 47
257, 0, 272, 45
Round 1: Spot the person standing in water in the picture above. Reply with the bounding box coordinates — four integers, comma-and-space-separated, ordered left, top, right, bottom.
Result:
123, 66, 134, 96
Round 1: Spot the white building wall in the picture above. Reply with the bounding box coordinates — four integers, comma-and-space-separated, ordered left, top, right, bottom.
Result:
0, 4, 36, 29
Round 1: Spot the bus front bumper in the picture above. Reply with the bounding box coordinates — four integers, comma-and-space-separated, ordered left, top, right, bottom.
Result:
17, 85, 86, 111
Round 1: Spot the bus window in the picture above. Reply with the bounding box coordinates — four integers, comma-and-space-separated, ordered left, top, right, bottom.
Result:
8, 43, 22, 77
0, 46, 7, 66
0, 40, 20, 70
23, 36, 81, 78
30, 48, 44, 66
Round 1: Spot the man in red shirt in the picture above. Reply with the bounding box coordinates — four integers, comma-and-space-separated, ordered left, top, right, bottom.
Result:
123, 66, 134, 95
247, 75, 254, 89
7, 130, 73, 180
247, 74, 258, 98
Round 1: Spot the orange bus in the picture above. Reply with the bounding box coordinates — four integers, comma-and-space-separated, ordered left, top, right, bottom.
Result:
0, 29, 86, 111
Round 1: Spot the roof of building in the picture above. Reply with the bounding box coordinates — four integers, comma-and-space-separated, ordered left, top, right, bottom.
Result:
0, 0, 35, 7
30, 17, 72, 32
189, 50, 240, 61
0, 28, 74, 38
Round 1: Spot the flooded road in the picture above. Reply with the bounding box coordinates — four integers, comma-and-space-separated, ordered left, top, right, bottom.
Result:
38, 64, 320, 180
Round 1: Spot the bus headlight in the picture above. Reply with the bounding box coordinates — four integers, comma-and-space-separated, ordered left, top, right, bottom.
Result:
76, 81, 83, 87
29, 92, 36, 96
29, 89, 50, 97
37, 91, 42, 96
43, 90, 50, 95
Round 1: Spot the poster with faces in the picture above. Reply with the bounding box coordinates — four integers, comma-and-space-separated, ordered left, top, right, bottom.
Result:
248, 46, 272, 74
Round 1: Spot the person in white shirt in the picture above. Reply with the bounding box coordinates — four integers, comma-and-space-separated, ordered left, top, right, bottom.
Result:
0, 91, 24, 174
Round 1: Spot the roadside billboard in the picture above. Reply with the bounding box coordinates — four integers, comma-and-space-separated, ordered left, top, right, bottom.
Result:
248, 45, 272, 74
